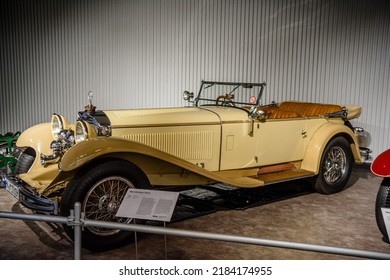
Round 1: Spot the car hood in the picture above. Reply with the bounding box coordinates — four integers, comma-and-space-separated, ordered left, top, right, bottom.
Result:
103, 106, 249, 128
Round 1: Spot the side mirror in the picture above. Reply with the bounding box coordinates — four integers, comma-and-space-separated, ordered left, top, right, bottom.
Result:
182, 91, 194, 101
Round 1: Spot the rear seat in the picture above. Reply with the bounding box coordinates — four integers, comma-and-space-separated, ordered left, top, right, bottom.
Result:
245, 101, 343, 119
279, 101, 342, 117
261, 101, 342, 119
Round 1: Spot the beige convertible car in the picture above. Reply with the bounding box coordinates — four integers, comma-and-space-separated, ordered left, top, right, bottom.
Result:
1, 80, 370, 250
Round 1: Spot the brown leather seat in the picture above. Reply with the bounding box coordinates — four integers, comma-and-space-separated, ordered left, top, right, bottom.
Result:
279, 101, 342, 117
261, 107, 300, 119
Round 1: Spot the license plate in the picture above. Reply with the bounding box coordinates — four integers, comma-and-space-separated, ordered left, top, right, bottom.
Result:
4, 176, 20, 200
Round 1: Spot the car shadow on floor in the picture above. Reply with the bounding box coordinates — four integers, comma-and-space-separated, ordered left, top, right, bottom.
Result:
11, 202, 73, 251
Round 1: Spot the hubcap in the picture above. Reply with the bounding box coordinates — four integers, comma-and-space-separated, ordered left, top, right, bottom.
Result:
83, 176, 134, 236
323, 146, 346, 184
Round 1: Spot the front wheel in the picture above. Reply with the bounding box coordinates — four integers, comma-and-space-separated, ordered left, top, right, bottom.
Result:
313, 136, 353, 194
60, 160, 151, 251
375, 179, 390, 243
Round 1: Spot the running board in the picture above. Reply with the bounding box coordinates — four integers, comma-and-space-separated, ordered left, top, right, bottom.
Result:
257, 163, 296, 174
253, 169, 315, 185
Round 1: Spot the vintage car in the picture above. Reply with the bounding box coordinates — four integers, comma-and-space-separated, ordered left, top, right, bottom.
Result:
1, 80, 370, 251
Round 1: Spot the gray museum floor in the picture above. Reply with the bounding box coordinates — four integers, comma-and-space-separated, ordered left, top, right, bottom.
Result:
1, 164, 390, 260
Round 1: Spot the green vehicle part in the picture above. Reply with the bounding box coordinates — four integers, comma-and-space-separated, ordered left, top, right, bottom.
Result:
0, 132, 21, 172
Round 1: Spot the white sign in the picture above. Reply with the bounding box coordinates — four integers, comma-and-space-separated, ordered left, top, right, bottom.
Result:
381, 207, 390, 240
116, 189, 179, 222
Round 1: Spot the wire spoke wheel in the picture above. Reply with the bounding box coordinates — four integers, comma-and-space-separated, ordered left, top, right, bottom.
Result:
314, 137, 353, 194
323, 146, 346, 184
83, 176, 134, 236
60, 160, 151, 251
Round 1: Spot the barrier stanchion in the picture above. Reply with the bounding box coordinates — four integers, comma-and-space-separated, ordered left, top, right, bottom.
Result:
73, 202, 82, 260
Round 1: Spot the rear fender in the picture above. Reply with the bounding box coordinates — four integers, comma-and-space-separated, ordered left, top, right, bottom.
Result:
301, 123, 362, 173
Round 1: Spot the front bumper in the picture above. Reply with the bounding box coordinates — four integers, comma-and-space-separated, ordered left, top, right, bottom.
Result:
1, 171, 57, 214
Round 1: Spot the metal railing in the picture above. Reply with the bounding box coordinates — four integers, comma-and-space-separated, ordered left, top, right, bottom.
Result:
1, 202, 390, 260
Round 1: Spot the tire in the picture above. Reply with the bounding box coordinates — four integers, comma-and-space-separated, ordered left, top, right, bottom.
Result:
60, 160, 151, 251
313, 136, 353, 194
15, 148, 36, 174
375, 179, 390, 243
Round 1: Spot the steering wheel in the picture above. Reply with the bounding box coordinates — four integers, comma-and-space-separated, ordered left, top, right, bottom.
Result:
216, 94, 236, 107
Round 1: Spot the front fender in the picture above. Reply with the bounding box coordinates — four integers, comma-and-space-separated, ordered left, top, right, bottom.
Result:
60, 137, 170, 171
301, 122, 362, 173
60, 137, 266, 188
16, 122, 54, 168
16, 122, 53, 154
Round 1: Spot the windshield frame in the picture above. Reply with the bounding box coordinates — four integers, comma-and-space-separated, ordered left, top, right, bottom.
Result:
193, 80, 267, 108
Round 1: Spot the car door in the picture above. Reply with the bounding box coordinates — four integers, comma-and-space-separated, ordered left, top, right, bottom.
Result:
254, 118, 307, 166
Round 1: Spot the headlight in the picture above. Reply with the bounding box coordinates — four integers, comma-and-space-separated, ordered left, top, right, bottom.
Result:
75, 121, 97, 143
51, 114, 69, 140
182, 91, 194, 101
75, 121, 87, 143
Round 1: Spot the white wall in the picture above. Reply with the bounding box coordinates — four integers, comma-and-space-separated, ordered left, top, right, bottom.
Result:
1, 0, 389, 158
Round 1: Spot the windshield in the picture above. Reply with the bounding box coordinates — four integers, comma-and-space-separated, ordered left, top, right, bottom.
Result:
193, 81, 266, 108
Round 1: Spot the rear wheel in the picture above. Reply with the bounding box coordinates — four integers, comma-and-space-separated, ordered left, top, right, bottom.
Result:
375, 179, 390, 243
313, 136, 353, 194
60, 160, 151, 251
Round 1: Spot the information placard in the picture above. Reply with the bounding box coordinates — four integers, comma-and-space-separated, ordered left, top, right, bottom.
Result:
116, 189, 179, 222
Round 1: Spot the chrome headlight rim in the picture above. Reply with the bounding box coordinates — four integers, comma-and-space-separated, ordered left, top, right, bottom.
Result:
51, 114, 68, 140
75, 121, 89, 143
182, 90, 194, 101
